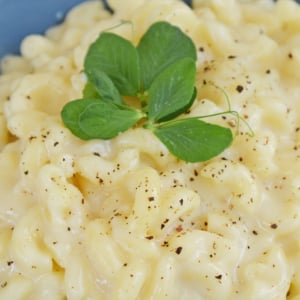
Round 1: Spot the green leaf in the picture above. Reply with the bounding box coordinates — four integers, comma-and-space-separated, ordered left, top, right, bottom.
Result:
83, 81, 100, 99
137, 21, 197, 90
78, 100, 142, 140
148, 58, 196, 122
153, 118, 233, 162
61, 98, 99, 140
85, 32, 140, 96
158, 87, 197, 122
85, 69, 123, 104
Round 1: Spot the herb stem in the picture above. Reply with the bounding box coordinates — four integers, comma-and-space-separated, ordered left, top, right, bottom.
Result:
156, 110, 254, 137
137, 91, 149, 109
103, 20, 133, 33
143, 120, 158, 130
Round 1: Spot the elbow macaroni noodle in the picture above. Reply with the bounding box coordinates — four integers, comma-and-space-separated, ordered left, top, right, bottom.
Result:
0, 0, 300, 298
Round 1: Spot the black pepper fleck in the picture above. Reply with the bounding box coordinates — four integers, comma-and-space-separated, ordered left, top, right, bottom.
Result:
236, 85, 244, 93
270, 223, 278, 229
175, 246, 183, 255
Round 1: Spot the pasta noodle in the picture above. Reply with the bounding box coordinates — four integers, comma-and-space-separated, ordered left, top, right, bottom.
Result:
0, 0, 300, 298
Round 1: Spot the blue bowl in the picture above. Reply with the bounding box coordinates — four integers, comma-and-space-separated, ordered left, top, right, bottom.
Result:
0, 0, 299, 59
0, 0, 192, 59
0, 0, 86, 58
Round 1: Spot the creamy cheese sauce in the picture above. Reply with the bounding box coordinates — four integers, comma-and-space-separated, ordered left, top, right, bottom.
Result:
0, 0, 300, 299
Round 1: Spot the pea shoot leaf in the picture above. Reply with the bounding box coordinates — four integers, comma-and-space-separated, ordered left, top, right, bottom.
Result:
137, 21, 197, 90
153, 118, 233, 162
85, 32, 140, 96
158, 87, 197, 122
83, 81, 100, 99
85, 69, 123, 104
147, 58, 196, 122
62, 98, 142, 140
61, 98, 100, 140
78, 100, 142, 140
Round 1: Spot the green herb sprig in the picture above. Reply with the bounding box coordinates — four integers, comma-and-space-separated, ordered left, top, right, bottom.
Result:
61, 21, 234, 162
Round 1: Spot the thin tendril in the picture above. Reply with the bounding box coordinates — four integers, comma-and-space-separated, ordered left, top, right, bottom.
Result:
103, 20, 135, 40
101, 19, 137, 59
205, 81, 254, 137
206, 81, 232, 111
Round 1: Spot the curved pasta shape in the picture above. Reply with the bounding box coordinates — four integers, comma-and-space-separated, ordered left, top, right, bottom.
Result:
10, 207, 52, 276
0, 0, 300, 298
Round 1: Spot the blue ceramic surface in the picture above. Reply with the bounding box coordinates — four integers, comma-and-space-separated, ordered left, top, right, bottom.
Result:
0, 0, 86, 58
0, 0, 299, 59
